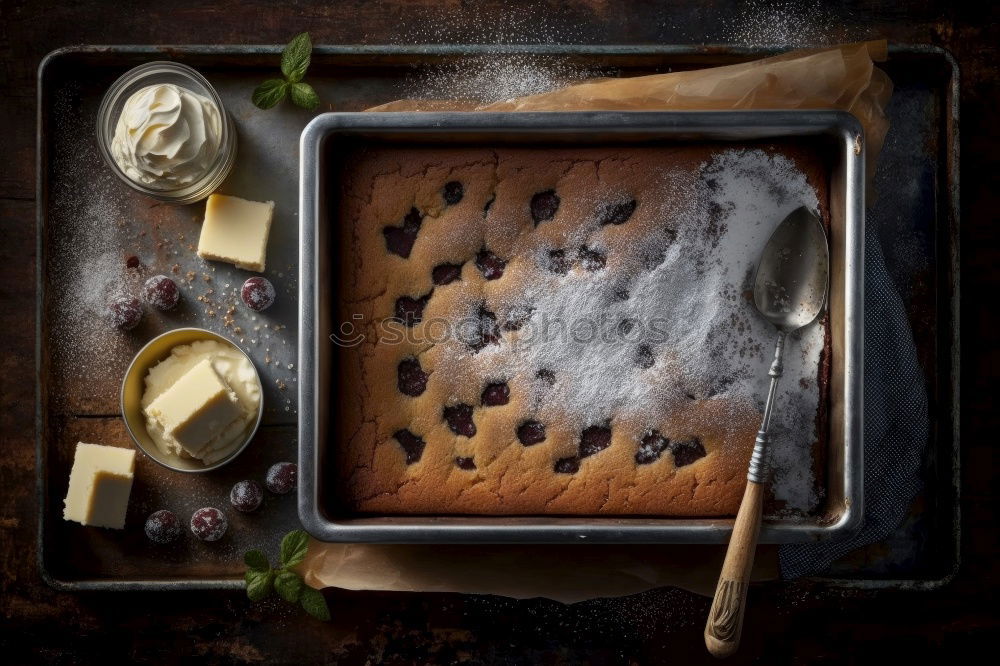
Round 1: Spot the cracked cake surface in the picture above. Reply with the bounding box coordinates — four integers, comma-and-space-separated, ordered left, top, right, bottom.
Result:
333, 143, 829, 515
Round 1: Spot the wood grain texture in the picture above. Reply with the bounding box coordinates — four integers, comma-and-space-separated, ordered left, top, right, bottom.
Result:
1, 0, 998, 663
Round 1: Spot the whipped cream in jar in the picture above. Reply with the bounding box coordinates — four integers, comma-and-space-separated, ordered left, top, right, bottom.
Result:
97, 62, 237, 203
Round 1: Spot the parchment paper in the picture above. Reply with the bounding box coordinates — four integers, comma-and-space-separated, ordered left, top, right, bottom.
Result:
302, 41, 891, 602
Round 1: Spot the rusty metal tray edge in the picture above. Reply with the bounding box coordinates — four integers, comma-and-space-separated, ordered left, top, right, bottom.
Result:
298, 110, 865, 545
35, 44, 958, 591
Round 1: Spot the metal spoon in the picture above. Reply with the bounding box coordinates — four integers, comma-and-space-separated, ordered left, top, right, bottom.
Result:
704, 206, 829, 658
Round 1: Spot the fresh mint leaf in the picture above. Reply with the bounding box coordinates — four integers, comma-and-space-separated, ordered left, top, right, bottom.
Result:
299, 585, 331, 621
289, 82, 320, 111
252, 79, 288, 110
274, 570, 304, 603
281, 32, 312, 83
244, 549, 269, 572
280, 529, 310, 569
245, 569, 274, 602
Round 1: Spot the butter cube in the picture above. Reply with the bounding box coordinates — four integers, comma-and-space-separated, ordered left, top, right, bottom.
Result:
197, 194, 274, 271
63, 443, 136, 529
145, 359, 244, 458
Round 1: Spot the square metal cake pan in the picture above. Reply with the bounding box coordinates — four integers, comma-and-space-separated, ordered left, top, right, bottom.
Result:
298, 111, 864, 544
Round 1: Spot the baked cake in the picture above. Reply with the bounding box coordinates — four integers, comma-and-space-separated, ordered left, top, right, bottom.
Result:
333, 143, 828, 515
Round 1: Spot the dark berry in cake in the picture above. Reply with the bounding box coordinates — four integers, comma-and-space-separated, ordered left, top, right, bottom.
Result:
265, 462, 298, 494
530, 190, 560, 225
190, 507, 228, 542
144, 509, 182, 544
108, 295, 142, 330
230, 480, 264, 512
442, 181, 464, 205
143, 275, 180, 311
554, 457, 580, 474
635, 344, 655, 369
443, 403, 476, 437
579, 425, 612, 458
635, 431, 670, 465
394, 430, 426, 464
455, 456, 476, 470
502, 305, 533, 331
536, 369, 556, 386
670, 438, 707, 467
395, 294, 430, 326
397, 357, 429, 397
241, 276, 276, 312
467, 306, 501, 352
548, 249, 570, 275
475, 249, 506, 280
125, 255, 141, 269
517, 421, 546, 446
481, 382, 510, 406
432, 263, 463, 285
383, 207, 423, 258
578, 246, 607, 271
598, 198, 637, 226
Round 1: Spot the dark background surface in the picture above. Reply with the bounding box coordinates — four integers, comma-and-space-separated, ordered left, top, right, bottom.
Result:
1, 1, 997, 663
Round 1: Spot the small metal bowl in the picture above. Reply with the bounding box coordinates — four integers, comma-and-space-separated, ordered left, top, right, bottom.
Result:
121, 327, 263, 473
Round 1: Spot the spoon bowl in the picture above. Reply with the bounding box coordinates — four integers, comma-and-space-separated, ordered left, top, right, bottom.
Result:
752, 206, 829, 332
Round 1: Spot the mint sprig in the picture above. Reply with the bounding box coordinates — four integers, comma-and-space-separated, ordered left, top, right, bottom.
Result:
243, 529, 330, 620
252, 33, 321, 111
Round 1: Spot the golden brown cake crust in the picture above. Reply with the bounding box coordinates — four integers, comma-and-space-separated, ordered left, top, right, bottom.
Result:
333, 143, 827, 516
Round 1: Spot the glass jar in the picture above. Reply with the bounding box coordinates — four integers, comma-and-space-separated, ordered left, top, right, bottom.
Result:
96, 61, 237, 204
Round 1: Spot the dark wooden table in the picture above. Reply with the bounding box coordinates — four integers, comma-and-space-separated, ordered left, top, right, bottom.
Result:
2, 1, 997, 663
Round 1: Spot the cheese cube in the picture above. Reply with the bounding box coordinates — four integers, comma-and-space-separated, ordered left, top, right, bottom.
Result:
145, 358, 244, 458
197, 193, 274, 271
63, 443, 136, 529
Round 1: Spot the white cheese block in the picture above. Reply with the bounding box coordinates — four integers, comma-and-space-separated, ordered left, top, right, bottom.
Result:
63, 443, 136, 529
197, 193, 274, 271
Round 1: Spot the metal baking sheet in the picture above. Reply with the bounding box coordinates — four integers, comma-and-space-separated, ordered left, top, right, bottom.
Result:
37, 45, 957, 589
298, 110, 865, 545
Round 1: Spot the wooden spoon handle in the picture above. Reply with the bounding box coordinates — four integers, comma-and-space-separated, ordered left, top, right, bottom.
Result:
704, 480, 765, 658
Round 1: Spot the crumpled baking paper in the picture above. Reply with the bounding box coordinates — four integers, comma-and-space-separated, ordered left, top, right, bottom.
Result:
302, 41, 891, 602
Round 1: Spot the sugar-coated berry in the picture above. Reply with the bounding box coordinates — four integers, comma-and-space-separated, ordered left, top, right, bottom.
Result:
143, 275, 180, 311
229, 479, 263, 513
265, 462, 297, 494
108, 295, 142, 330
144, 509, 182, 544
190, 507, 228, 541
241, 276, 276, 311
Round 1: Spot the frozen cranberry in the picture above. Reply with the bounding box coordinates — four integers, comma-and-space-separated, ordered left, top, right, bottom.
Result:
432, 263, 462, 285
548, 249, 571, 275
635, 344, 655, 369
636, 431, 669, 465
455, 456, 476, 470
125, 255, 141, 269
230, 479, 264, 513
383, 207, 422, 258
579, 425, 612, 458
394, 430, 425, 464
578, 246, 607, 271
443, 403, 476, 437
397, 357, 429, 397
530, 190, 560, 225
265, 462, 298, 494
554, 457, 580, 474
144, 509, 182, 544
442, 181, 464, 205
598, 198, 637, 226
143, 275, 180, 311
395, 294, 429, 326
241, 276, 276, 312
481, 382, 510, 406
475, 250, 506, 280
190, 507, 228, 542
517, 420, 546, 446
670, 438, 707, 467
107, 295, 142, 330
